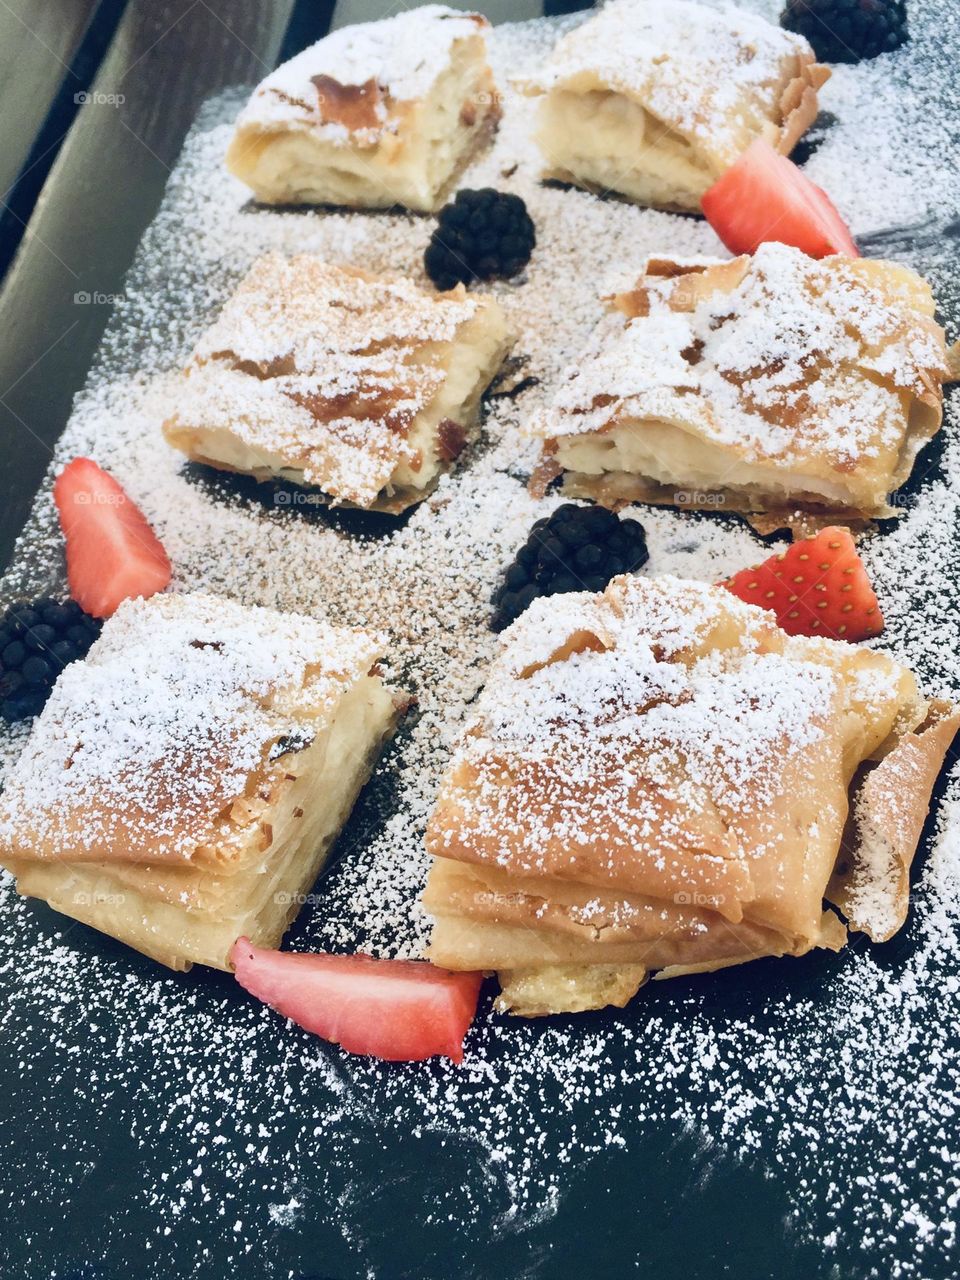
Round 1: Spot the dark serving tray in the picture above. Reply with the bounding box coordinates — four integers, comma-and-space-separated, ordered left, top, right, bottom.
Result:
1, 5, 960, 1280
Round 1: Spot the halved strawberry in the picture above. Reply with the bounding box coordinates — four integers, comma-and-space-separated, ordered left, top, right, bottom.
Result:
53, 457, 172, 619
701, 139, 859, 259
721, 526, 883, 642
230, 938, 483, 1064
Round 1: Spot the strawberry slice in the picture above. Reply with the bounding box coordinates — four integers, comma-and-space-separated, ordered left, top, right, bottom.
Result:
230, 938, 483, 1063
721, 527, 883, 642
701, 139, 859, 259
53, 457, 172, 619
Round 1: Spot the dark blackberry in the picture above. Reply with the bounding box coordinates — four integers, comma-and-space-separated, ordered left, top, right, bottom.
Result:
781, 0, 907, 62
424, 188, 536, 291
491, 504, 649, 632
0, 597, 101, 723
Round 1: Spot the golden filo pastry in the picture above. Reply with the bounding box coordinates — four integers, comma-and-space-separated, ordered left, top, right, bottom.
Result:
422, 575, 959, 1016
162, 254, 514, 513
532, 244, 952, 532
226, 5, 501, 212
0, 592, 408, 972
519, 0, 828, 212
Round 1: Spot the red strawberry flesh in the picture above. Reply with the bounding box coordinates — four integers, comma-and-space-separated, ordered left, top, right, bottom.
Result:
53, 457, 172, 618
721, 526, 883, 642
701, 139, 859, 259
230, 938, 483, 1063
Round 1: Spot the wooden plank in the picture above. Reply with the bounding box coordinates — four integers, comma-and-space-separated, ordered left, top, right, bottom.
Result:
0, 0, 296, 572
0, 0, 105, 206
330, 0, 545, 28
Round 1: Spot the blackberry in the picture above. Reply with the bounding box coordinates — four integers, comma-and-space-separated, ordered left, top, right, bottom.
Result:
0, 597, 101, 723
424, 189, 536, 291
491, 504, 649, 632
781, 0, 907, 62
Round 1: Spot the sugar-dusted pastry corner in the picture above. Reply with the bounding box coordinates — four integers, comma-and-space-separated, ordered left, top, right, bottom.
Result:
226, 5, 500, 212
421, 575, 957, 1016
162, 253, 514, 513
0, 592, 408, 972
519, 0, 828, 212
531, 244, 952, 530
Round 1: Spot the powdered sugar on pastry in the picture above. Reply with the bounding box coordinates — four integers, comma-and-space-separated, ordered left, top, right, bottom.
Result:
234, 5, 488, 143
163, 254, 511, 509
193, 253, 479, 369
544, 243, 946, 455
537, 243, 949, 516
226, 6, 500, 213
465, 577, 832, 797
525, 0, 813, 162
426, 575, 918, 956
0, 592, 384, 862
520, 0, 826, 213
0, 5, 959, 1278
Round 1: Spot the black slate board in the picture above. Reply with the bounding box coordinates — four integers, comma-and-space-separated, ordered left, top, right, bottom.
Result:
1, 9, 960, 1280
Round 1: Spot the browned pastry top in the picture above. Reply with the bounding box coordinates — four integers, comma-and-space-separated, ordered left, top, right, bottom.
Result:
521, 0, 828, 170
164, 254, 499, 506
533, 244, 950, 512
427, 574, 923, 941
234, 6, 489, 146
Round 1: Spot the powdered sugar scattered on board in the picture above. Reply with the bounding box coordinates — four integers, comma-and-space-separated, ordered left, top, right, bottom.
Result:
1, 4, 960, 1278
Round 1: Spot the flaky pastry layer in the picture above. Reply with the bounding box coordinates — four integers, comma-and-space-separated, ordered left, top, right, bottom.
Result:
0, 593, 407, 971
226, 6, 500, 212
520, 0, 828, 211
533, 246, 951, 530
422, 575, 956, 1015
163, 254, 514, 512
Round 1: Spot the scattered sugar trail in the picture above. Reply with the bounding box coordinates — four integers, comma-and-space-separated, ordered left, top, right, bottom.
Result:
1, 6, 960, 1279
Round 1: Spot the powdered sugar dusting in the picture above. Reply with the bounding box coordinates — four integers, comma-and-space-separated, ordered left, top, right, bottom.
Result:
0, 5, 959, 1278
0, 592, 385, 862
236, 4, 487, 143
166, 252, 494, 506
538, 244, 948, 510
443, 575, 840, 882
524, 0, 815, 164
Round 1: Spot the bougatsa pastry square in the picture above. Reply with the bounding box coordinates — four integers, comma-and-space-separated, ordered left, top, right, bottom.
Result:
533, 243, 951, 526
163, 253, 513, 513
227, 5, 501, 212
0, 592, 408, 972
422, 575, 958, 1016
521, 0, 828, 212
